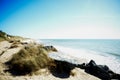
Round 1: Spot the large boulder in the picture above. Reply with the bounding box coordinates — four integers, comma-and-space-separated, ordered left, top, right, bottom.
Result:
84, 60, 120, 80
48, 52, 87, 78
49, 60, 76, 78
43, 46, 57, 52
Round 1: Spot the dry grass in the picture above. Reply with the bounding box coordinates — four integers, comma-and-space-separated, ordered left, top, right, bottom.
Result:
7, 44, 55, 75
0, 62, 6, 80
0, 62, 3, 74
0, 30, 9, 42
0, 38, 5, 42
0, 30, 24, 42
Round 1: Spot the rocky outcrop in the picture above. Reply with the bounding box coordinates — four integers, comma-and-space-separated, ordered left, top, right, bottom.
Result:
43, 46, 58, 52
83, 60, 120, 80
49, 60, 76, 78
49, 52, 120, 80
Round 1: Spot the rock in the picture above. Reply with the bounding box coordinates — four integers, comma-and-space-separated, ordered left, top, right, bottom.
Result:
85, 60, 120, 80
49, 52, 120, 80
49, 52, 88, 78
55, 60, 76, 73
44, 46, 57, 52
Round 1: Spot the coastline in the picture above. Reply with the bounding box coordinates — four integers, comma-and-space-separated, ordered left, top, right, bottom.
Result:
0, 32, 120, 80
53, 45, 120, 74
0, 39, 100, 80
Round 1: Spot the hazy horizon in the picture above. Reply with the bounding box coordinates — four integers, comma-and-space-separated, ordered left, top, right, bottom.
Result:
0, 0, 120, 39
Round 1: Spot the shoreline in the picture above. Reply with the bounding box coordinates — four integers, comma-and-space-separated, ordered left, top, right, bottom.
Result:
0, 38, 120, 80
0, 40, 101, 80
52, 45, 120, 74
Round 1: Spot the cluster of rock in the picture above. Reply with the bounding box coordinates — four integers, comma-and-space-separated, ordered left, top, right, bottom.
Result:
49, 52, 120, 80
82, 60, 120, 80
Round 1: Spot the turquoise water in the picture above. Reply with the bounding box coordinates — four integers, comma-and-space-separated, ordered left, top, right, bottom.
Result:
41, 39, 120, 59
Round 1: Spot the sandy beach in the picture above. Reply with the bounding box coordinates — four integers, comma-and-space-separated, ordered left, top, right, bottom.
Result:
0, 40, 100, 80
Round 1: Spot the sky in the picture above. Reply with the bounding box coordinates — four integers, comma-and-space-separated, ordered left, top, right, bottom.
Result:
0, 0, 120, 39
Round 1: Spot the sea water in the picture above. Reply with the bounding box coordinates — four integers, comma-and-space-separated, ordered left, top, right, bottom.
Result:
41, 39, 120, 74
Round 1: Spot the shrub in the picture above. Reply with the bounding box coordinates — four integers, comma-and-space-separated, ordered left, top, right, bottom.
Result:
0, 38, 5, 42
7, 44, 54, 75
0, 62, 3, 74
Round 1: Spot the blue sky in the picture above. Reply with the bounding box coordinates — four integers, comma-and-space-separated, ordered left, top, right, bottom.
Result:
0, 0, 120, 39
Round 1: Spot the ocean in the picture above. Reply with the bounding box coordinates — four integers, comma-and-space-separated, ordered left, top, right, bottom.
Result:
40, 39, 120, 74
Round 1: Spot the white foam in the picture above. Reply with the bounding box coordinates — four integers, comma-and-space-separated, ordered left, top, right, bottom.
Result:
54, 45, 120, 74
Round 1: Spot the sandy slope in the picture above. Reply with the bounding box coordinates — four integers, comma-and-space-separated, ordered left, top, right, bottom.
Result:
0, 41, 12, 55
0, 41, 100, 80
